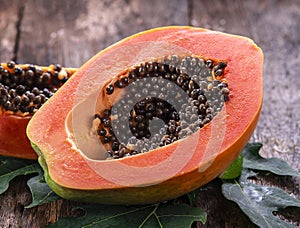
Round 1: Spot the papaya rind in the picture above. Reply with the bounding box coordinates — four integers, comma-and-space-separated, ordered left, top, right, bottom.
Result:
27, 26, 263, 205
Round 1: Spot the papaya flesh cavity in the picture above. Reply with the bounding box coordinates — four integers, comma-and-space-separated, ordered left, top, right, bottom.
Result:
90, 55, 229, 159
0, 62, 77, 159
27, 26, 263, 204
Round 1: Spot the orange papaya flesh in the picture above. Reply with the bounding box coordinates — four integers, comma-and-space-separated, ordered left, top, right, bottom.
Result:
0, 63, 77, 159
27, 26, 263, 204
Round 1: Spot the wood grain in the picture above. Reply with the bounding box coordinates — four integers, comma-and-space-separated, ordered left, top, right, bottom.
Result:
17, 0, 189, 67
0, 0, 24, 62
0, 0, 299, 227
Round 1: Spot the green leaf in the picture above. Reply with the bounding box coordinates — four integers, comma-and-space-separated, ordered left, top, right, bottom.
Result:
220, 154, 243, 180
0, 156, 60, 207
0, 156, 37, 194
47, 202, 206, 228
222, 168, 300, 228
187, 188, 202, 207
25, 165, 61, 208
242, 143, 299, 176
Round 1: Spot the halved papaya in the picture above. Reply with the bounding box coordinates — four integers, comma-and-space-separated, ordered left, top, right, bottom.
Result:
0, 63, 77, 159
27, 26, 263, 204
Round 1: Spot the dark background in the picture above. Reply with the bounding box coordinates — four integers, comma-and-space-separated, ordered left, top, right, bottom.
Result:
0, 0, 299, 227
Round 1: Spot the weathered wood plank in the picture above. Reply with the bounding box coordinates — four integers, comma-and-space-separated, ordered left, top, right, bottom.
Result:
17, 0, 189, 67
0, 0, 24, 62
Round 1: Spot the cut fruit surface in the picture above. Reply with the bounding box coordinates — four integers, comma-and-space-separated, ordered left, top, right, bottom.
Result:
27, 26, 263, 204
0, 63, 77, 159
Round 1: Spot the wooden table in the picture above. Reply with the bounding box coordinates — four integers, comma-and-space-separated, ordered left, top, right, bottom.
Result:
0, 0, 299, 227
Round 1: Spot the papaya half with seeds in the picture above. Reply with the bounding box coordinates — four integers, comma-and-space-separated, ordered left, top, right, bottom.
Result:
0, 63, 77, 159
27, 26, 263, 205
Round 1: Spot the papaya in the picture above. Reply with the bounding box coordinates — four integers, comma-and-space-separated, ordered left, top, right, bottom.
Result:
0, 63, 77, 159
27, 26, 263, 205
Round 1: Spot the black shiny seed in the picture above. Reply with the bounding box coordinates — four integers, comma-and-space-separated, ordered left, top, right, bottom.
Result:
0, 88, 7, 95
21, 95, 30, 106
9, 89, 16, 98
97, 128, 107, 136
13, 96, 21, 105
129, 72, 136, 80
29, 65, 36, 72
28, 106, 35, 114
25, 90, 35, 101
136, 108, 146, 115
191, 100, 200, 107
206, 59, 213, 68
190, 89, 200, 99
218, 62, 227, 69
137, 101, 146, 109
42, 72, 51, 82
55, 64, 62, 71
218, 82, 228, 89
7, 61, 15, 69
103, 109, 111, 116
112, 141, 120, 151
0, 96, 6, 105
171, 74, 178, 81
10, 75, 18, 83
134, 115, 144, 122
176, 75, 185, 86
40, 94, 46, 102
33, 95, 41, 104
164, 73, 171, 80
119, 148, 126, 157
101, 136, 111, 143
26, 69, 34, 78
137, 122, 146, 130
115, 80, 125, 88
106, 84, 114, 95
168, 125, 176, 134
221, 87, 230, 95
145, 62, 153, 72
171, 111, 180, 121
32, 87, 40, 95
198, 95, 207, 103
14, 67, 23, 75
16, 85, 25, 95
4, 101, 12, 110
35, 68, 43, 76
20, 105, 28, 113
215, 69, 223, 77
42, 88, 50, 97
103, 119, 111, 128
121, 77, 129, 85
224, 95, 229, 102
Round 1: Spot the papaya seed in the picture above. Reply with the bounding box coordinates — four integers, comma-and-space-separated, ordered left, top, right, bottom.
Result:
106, 84, 114, 95
7, 61, 15, 69
95, 55, 229, 159
0, 61, 75, 115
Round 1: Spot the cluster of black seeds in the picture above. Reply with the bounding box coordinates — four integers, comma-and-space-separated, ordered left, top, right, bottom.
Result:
0, 61, 74, 115
95, 55, 229, 159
